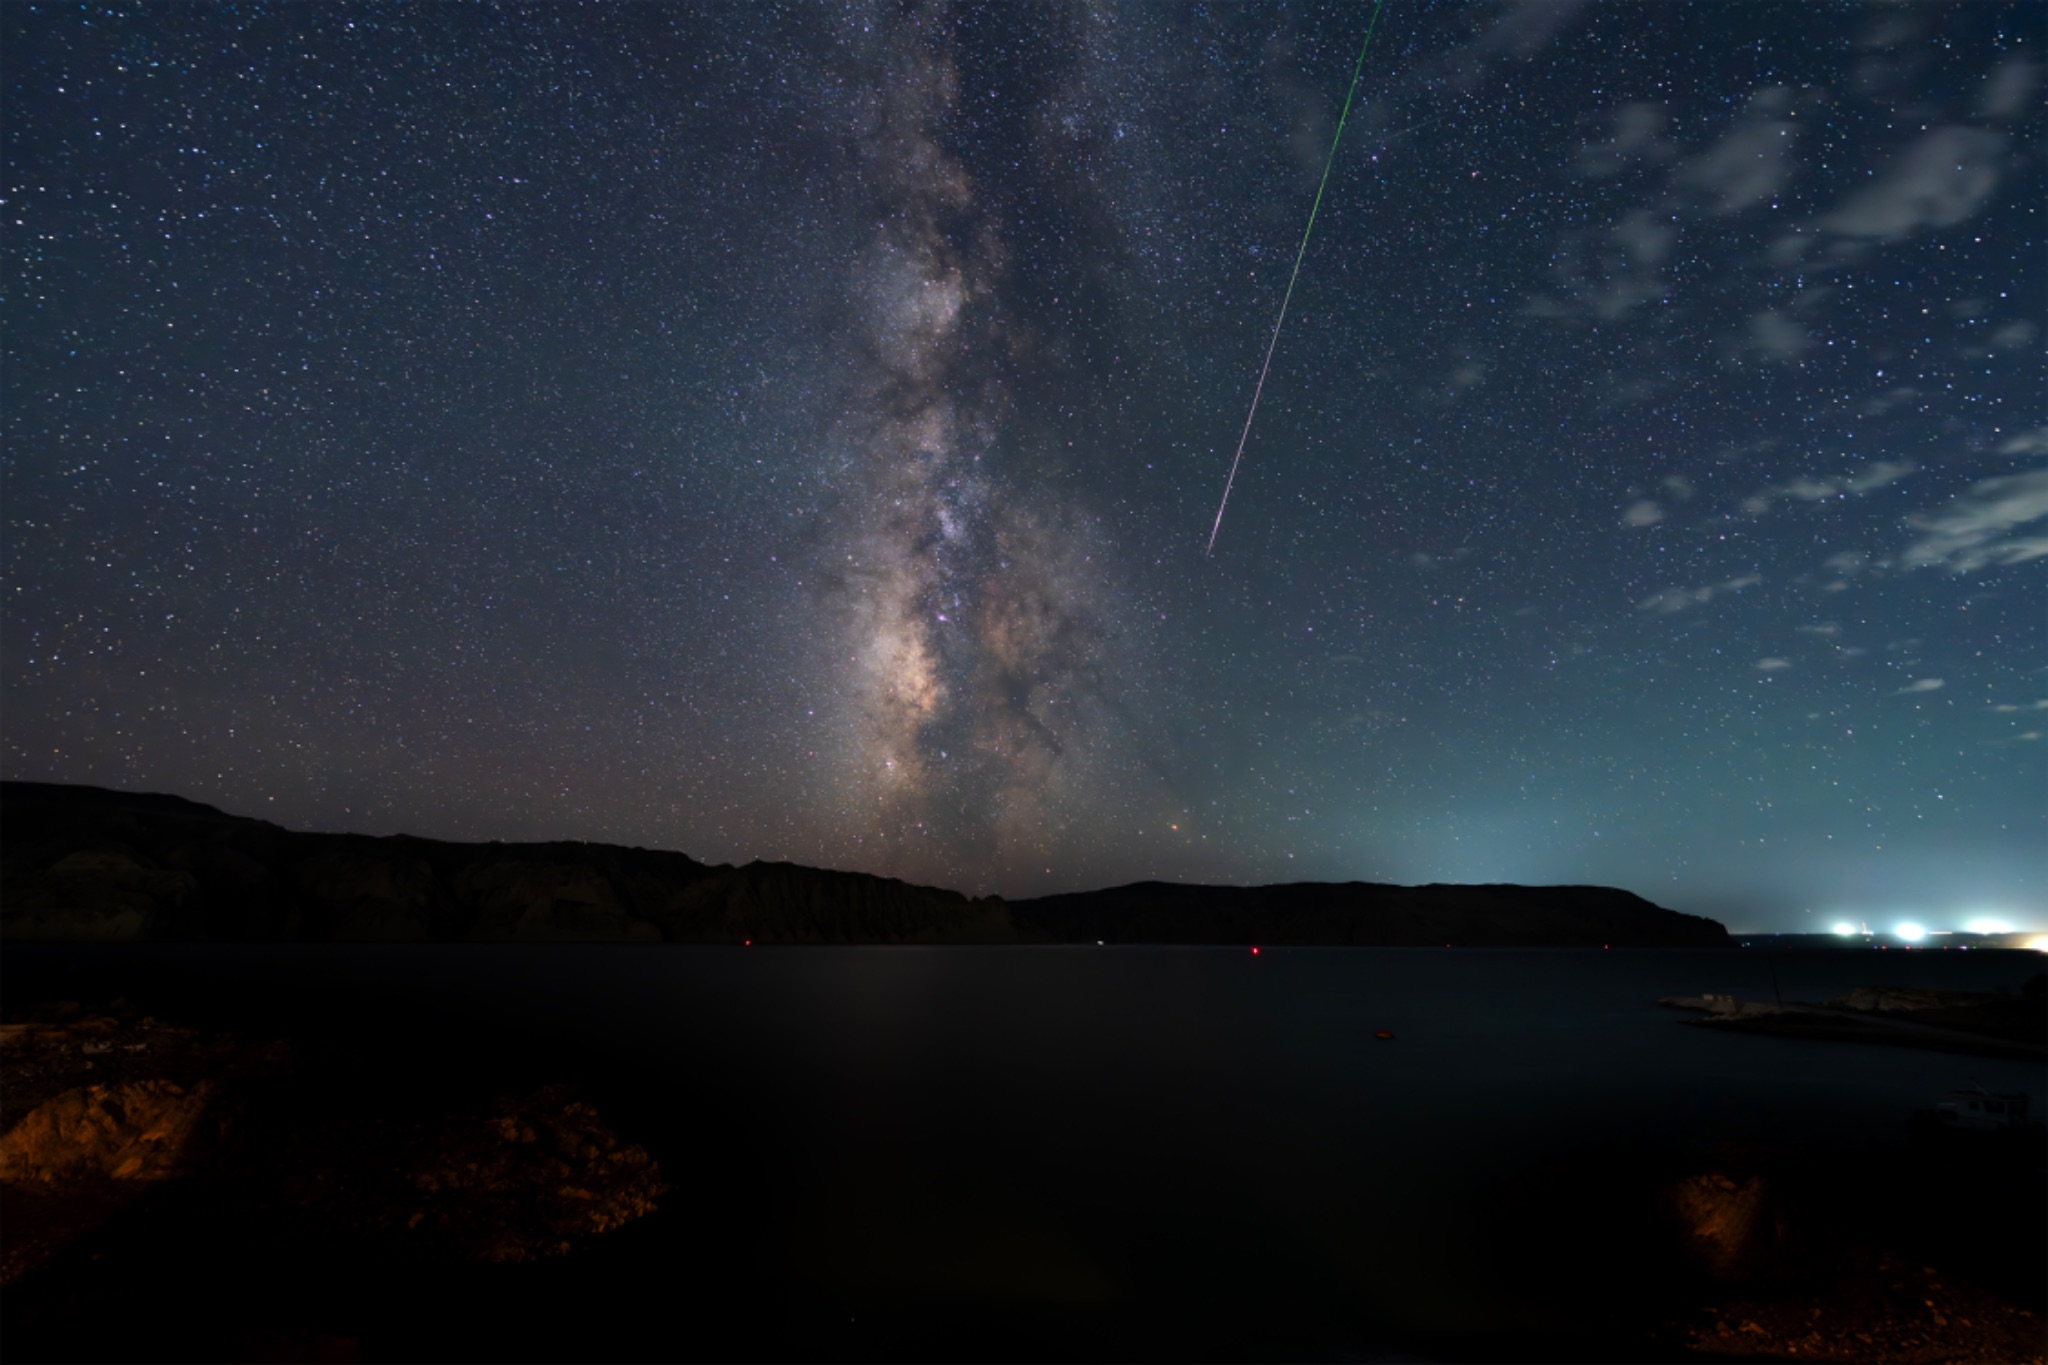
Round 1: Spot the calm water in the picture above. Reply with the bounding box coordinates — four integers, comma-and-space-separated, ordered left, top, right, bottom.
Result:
7, 945, 2043, 1360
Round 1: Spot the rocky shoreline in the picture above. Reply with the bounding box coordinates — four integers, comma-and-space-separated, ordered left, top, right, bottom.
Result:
1660, 977, 2047, 1061
0, 998, 668, 1349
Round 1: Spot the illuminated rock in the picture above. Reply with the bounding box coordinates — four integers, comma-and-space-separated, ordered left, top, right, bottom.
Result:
283, 1085, 669, 1263
0, 1079, 222, 1184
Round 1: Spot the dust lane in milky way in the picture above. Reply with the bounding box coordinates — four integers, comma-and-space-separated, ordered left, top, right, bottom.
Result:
809, 9, 1146, 890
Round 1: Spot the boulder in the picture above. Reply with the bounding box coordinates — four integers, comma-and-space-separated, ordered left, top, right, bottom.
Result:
0, 1079, 222, 1183
283, 1085, 669, 1262
1662, 1170, 1796, 1281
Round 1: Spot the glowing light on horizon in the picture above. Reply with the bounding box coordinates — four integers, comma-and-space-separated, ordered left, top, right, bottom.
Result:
2027, 936, 2048, 953
1894, 922, 1927, 943
1831, 922, 1857, 936
1964, 917, 2013, 934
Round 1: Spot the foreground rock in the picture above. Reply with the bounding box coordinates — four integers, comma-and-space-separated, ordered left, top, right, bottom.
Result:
0, 1007, 289, 1285
0, 1004, 666, 1287
0, 1079, 224, 1184
1, 781, 1729, 945
280, 1084, 669, 1264
1675, 1253, 2046, 1364
1495, 1131, 2046, 1364
1660, 975, 2046, 1060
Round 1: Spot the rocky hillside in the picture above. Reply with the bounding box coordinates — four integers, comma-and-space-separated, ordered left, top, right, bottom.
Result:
0, 782, 1003, 943
0, 782, 1728, 945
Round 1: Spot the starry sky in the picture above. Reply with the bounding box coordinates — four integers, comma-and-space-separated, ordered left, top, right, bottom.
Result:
5, 2, 2043, 931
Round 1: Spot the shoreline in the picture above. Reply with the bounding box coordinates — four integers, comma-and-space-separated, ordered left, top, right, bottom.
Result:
1659, 983, 2046, 1062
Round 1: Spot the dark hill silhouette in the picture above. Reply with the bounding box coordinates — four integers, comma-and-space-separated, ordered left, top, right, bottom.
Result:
0, 782, 1728, 945
1008, 879, 1729, 947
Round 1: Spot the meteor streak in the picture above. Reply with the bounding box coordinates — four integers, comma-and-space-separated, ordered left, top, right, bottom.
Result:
1207, 0, 1389, 557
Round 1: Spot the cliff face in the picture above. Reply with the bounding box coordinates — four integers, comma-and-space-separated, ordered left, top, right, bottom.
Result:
0, 782, 1728, 946
1008, 880, 1732, 947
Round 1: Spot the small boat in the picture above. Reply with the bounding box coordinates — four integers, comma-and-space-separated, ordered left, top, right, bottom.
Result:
1933, 1087, 2030, 1131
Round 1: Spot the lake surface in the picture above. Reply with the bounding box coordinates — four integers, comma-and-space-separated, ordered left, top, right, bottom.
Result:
6, 945, 2042, 1360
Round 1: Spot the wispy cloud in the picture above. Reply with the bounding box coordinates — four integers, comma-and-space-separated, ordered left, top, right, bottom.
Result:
1978, 56, 2040, 120
1600, 210, 1674, 318
1997, 427, 2048, 457
1620, 476, 1694, 528
1816, 127, 2007, 241
1987, 320, 2038, 352
1639, 573, 1762, 615
1622, 500, 1663, 527
1408, 547, 1474, 571
1529, 207, 1676, 321
1426, 0, 1592, 93
1741, 459, 1916, 515
1822, 550, 1870, 575
1991, 699, 2048, 713
1860, 385, 1922, 418
1900, 467, 2048, 572
1895, 678, 1944, 695
1675, 88, 1798, 213
1745, 310, 1810, 362
1756, 657, 1792, 671
1578, 102, 1674, 178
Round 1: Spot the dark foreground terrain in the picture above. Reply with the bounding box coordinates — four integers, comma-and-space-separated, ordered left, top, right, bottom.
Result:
2, 949, 2041, 1365
1, 781, 1728, 947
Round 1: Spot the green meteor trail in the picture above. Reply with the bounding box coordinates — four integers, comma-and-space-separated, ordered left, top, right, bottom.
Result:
1207, 0, 1389, 557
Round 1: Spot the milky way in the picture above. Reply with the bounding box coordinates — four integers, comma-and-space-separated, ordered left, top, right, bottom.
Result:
790, 7, 1134, 889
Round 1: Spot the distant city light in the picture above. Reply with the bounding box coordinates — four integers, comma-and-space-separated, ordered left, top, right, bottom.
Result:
1894, 922, 1927, 943
2028, 936, 2048, 954
1964, 917, 2013, 935
1830, 922, 1857, 936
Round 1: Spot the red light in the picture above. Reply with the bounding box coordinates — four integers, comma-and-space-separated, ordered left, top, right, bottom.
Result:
1251, 946, 1260, 955
744, 939, 752, 946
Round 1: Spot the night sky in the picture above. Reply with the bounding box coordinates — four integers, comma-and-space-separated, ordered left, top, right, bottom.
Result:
5, 2, 2043, 931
